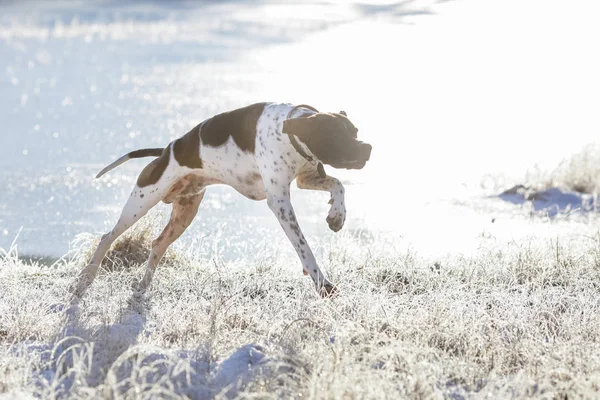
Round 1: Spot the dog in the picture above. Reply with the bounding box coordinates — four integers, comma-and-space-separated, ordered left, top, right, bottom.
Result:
70, 102, 372, 298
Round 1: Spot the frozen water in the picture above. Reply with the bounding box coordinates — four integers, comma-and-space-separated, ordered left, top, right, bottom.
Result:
1, 0, 600, 259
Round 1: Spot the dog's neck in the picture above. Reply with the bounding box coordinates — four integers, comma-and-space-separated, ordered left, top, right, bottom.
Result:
285, 104, 326, 178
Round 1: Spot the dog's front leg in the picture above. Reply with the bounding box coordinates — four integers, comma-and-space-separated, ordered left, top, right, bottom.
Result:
296, 169, 346, 232
266, 190, 336, 297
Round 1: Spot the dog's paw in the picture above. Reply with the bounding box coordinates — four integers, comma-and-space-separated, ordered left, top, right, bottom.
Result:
326, 214, 344, 232
67, 282, 80, 297
130, 278, 146, 293
318, 283, 339, 298
68, 278, 89, 299
326, 206, 346, 232
326, 199, 346, 232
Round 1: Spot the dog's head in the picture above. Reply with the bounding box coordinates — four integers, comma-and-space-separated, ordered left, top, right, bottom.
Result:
283, 111, 372, 169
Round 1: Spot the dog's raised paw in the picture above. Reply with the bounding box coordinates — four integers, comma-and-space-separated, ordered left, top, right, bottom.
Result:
326, 214, 345, 232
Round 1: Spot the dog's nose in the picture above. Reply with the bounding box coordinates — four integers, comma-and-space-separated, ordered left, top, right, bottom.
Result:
361, 143, 372, 160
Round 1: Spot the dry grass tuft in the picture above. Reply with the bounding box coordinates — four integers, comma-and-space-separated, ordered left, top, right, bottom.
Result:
71, 212, 181, 272
512, 143, 600, 196
489, 143, 600, 198
545, 143, 600, 194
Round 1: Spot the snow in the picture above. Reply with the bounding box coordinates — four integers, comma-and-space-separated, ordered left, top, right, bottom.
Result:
498, 186, 596, 217
25, 296, 283, 399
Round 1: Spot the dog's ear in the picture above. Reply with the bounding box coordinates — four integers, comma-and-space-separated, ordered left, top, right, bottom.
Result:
282, 115, 318, 139
339, 110, 347, 116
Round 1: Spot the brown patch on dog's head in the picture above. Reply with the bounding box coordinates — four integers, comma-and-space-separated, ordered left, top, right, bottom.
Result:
283, 112, 372, 169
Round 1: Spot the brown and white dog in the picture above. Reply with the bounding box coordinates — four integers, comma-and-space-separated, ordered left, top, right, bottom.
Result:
70, 103, 372, 298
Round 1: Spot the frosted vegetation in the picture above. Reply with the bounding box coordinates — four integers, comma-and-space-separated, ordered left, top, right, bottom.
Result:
1, 218, 600, 399
536, 144, 600, 196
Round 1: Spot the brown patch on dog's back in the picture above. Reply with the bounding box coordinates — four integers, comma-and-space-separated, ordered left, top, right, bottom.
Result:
174, 124, 203, 169
200, 102, 266, 153
137, 146, 171, 187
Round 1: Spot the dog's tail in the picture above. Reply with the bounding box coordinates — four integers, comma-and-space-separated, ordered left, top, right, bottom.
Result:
95, 148, 164, 179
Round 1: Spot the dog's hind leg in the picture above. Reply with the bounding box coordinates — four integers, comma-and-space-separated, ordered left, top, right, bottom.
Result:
69, 186, 167, 298
70, 149, 180, 298
135, 191, 205, 292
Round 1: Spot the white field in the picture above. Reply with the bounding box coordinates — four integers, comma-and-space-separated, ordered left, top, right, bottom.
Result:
2, 0, 600, 398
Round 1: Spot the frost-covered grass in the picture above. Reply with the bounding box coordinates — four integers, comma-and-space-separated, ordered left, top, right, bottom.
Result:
499, 143, 600, 197
543, 144, 600, 195
1, 222, 600, 399
484, 144, 600, 218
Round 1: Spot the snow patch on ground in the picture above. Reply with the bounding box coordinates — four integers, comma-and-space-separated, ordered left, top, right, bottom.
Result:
497, 185, 597, 217
12, 296, 293, 399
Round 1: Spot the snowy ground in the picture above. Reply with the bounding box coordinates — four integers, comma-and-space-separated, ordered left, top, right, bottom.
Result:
2, 0, 600, 398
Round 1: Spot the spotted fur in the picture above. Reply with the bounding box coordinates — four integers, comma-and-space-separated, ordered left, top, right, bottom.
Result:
70, 103, 372, 299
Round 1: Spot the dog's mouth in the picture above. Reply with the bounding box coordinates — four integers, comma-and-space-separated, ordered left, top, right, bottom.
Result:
336, 143, 372, 170
345, 160, 368, 170
320, 142, 371, 170
330, 159, 369, 170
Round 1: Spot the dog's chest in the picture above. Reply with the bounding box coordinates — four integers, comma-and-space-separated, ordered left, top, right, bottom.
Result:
254, 104, 306, 178
198, 141, 265, 200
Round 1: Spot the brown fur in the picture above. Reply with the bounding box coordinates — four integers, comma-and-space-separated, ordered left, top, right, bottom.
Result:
173, 124, 203, 169
163, 174, 211, 204
200, 102, 266, 153
283, 113, 367, 169
71, 103, 370, 300
137, 146, 171, 187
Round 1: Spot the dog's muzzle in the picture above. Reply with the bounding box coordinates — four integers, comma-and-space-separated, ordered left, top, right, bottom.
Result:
336, 143, 372, 169
360, 143, 372, 161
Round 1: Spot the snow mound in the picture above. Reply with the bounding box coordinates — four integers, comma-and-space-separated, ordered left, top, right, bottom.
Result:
212, 344, 269, 397
498, 185, 596, 217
